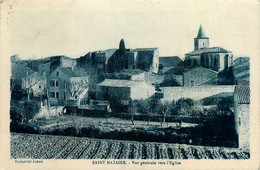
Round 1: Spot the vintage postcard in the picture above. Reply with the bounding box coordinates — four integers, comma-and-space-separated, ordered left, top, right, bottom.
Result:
0, 0, 259, 169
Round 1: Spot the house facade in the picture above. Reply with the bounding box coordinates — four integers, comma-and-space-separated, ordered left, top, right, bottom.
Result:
133, 48, 159, 73
233, 85, 250, 152
47, 68, 88, 106
183, 67, 218, 86
96, 79, 155, 101
185, 25, 233, 72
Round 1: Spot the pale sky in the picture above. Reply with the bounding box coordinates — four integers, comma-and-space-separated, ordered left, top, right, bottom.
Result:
8, 0, 259, 60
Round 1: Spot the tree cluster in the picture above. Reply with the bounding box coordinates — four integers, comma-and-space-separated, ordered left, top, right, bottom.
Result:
10, 100, 40, 124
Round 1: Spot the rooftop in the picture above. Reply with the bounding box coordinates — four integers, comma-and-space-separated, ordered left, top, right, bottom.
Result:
184, 66, 218, 74
132, 48, 159, 52
58, 68, 88, 77
235, 85, 250, 104
159, 56, 183, 67
95, 49, 117, 62
186, 47, 231, 56
145, 73, 165, 85
98, 79, 145, 87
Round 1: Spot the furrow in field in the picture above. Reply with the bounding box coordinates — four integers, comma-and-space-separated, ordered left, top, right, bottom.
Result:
105, 142, 121, 159
54, 139, 82, 159
46, 138, 70, 159
66, 140, 91, 159
91, 142, 108, 159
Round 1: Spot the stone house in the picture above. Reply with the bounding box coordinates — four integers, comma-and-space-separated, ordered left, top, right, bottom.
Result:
131, 48, 159, 73
108, 47, 159, 73
76, 39, 160, 74
183, 67, 218, 86
48, 55, 77, 72
47, 67, 88, 106
96, 79, 155, 101
185, 25, 233, 72
11, 62, 47, 100
24, 72, 47, 97
93, 49, 117, 72
233, 85, 250, 151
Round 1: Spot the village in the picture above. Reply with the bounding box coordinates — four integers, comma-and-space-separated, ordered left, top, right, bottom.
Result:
10, 25, 250, 158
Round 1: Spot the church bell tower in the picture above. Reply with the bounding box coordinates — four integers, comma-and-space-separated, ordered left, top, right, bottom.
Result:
194, 25, 209, 50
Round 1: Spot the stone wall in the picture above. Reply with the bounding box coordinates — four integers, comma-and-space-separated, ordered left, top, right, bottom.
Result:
162, 85, 235, 101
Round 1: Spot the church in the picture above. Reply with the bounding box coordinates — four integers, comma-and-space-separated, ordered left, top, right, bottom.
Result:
184, 25, 233, 72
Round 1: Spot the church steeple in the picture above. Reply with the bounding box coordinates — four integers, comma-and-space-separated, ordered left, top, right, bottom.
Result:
197, 25, 207, 38
194, 25, 209, 50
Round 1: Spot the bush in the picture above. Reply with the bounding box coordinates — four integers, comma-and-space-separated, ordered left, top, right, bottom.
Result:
217, 97, 233, 111
176, 98, 195, 115
108, 96, 128, 113
10, 100, 40, 123
10, 121, 39, 134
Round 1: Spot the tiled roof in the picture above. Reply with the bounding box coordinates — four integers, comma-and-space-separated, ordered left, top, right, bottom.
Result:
59, 68, 87, 77
98, 79, 145, 87
145, 73, 165, 85
132, 48, 158, 52
186, 47, 231, 56
184, 66, 218, 74
159, 56, 183, 67
235, 85, 250, 104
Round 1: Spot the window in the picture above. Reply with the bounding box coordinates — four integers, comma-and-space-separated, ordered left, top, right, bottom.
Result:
57, 71, 59, 77
56, 81, 59, 87
39, 85, 41, 89
239, 117, 241, 126
56, 92, 59, 99
50, 80, 55, 86
191, 81, 194, 86
50, 92, 55, 98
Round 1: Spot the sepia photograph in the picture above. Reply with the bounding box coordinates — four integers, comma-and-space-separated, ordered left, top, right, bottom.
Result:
1, 0, 259, 169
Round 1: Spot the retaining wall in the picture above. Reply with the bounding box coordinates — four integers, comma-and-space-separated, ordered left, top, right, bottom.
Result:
162, 85, 235, 101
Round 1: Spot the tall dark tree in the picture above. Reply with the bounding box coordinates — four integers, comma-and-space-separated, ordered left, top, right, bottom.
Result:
119, 39, 126, 56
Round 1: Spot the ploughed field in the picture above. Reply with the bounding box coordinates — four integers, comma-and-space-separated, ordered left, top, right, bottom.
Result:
11, 133, 249, 159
